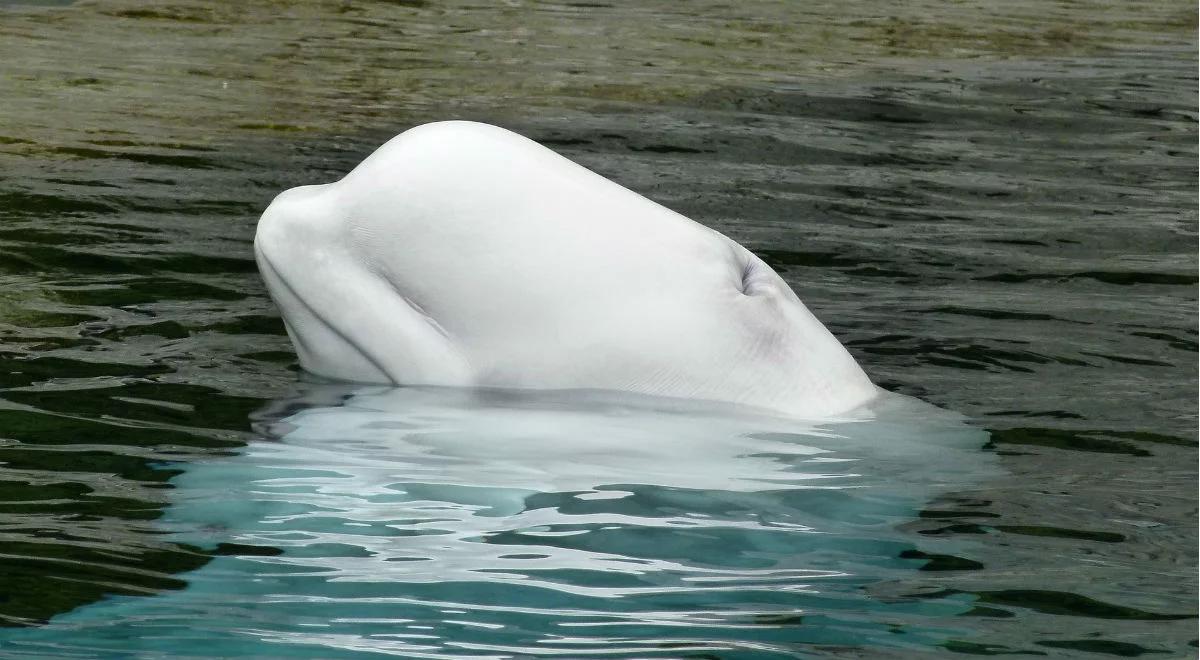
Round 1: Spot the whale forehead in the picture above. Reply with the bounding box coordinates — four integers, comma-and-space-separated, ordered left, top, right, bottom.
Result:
343, 121, 727, 266
332, 122, 745, 331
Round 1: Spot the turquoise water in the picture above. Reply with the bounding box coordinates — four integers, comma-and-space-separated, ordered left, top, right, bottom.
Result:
0, 0, 1196, 657
2, 388, 996, 657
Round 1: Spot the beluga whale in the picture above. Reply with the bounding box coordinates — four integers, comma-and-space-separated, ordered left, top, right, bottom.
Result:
0, 126, 1003, 659
254, 120, 878, 418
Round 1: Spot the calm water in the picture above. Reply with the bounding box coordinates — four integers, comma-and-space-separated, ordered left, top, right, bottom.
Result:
0, 0, 1196, 657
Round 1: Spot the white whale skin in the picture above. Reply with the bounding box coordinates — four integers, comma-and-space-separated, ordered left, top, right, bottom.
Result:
254, 120, 877, 418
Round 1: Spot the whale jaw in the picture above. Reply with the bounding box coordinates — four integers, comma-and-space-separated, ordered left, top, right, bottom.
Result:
255, 183, 472, 388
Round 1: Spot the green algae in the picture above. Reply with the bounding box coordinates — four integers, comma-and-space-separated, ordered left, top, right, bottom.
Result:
0, 0, 1194, 152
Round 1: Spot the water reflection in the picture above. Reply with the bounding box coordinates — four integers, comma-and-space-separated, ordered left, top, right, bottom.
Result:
4, 385, 996, 657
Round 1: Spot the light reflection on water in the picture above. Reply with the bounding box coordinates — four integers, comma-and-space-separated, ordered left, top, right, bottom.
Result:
0, 0, 1195, 657
6, 386, 995, 658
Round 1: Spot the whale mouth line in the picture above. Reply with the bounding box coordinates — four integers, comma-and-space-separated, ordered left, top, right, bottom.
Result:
391, 288, 453, 342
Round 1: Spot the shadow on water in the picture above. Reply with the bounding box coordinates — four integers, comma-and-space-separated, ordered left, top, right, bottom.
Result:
1, 383, 1011, 657
0, 384, 259, 626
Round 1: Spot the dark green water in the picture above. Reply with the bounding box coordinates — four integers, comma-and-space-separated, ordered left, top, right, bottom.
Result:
0, 0, 1196, 657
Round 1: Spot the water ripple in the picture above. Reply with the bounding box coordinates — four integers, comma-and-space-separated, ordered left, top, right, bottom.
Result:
0, 0, 1194, 656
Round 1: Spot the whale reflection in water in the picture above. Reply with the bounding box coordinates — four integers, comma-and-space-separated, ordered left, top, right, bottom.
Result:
22, 386, 995, 658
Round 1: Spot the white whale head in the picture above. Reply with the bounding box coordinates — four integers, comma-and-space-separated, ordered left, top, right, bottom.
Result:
254, 121, 877, 418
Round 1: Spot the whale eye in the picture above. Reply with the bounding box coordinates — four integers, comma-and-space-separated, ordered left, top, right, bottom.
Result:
740, 254, 771, 296
739, 260, 756, 295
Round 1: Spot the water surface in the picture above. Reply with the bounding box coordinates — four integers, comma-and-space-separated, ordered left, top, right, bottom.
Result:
0, 0, 1196, 657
